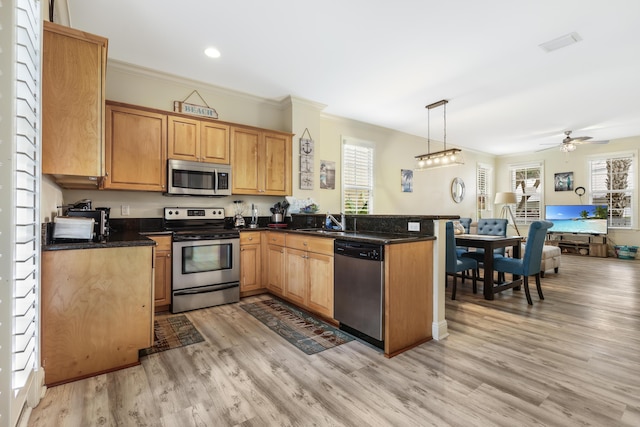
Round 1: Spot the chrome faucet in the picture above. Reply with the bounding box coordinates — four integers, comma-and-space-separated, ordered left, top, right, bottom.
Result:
325, 212, 346, 230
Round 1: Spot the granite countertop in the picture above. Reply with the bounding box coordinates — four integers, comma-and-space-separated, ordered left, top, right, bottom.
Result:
240, 227, 435, 245
42, 231, 156, 251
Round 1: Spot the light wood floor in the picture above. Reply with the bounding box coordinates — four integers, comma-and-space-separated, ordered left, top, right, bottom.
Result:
28, 255, 640, 426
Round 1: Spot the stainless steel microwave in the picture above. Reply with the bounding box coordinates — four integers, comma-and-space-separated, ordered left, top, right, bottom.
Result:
167, 159, 232, 196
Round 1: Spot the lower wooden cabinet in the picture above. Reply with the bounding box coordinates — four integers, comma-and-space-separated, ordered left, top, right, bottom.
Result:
240, 231, 262, 295
284, 234, 334, 318
41, 245, 154, 386
149, 235, 172, 312
265, 231, 286, 295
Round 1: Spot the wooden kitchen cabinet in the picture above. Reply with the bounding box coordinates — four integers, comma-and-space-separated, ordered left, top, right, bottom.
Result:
240, 231, 263, 295
41, 245, 154, 386
231, 127, 292, 195
168, 115, 230, 164
265, 231, 286, 296
284, 234, 334, 318
42, 21, 108, 188
103, 102, 167, 191
149, 235, 172, 312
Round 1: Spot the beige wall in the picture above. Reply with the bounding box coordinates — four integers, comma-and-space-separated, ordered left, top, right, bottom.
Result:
53, 60, 639, 250
495, 136, 640, 247
61, 61, 498, 221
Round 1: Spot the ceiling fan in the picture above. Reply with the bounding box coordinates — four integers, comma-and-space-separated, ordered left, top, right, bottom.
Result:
540, 130, 609, 152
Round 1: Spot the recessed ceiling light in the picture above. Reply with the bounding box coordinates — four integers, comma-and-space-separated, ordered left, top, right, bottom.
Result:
204, 47, 221, 58
539, 32, 582, 53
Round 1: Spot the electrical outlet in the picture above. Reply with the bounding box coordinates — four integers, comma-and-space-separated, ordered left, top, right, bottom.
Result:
121, 205, 130, 216
408, 222, 420, 232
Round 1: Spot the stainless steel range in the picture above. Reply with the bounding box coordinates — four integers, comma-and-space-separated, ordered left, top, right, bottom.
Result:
164, 207, 240, 313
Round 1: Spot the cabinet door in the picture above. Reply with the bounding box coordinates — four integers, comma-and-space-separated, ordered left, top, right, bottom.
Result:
201, 122, 230, 164
285, 248, 307, 306
266, 244, 285, 295
307, 252, 334, 318
168, 115, 200, 161
153, 249, 171, 310
263, 132, 292, 195
240, 244, 262, 292
104, 104, 167, 191
231, 127, 261, 193
42, 21, 107, 179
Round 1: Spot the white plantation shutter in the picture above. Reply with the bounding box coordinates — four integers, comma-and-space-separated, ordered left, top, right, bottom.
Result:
342, 138, 374, 214
477, 163, 492, 216
1, 0, 41, 424
588, 152, 636, 228
509, 162, 543, 224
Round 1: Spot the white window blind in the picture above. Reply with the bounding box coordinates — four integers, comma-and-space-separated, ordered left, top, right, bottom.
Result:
0, 0, 41, 424
477, 163, 492, 216
510, 163, 543, 224
342, 138, 374, 214
588, 152, 636, 228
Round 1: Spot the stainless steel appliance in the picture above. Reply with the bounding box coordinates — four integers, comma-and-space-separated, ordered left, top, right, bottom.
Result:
334, 240, 385, 349
166, 159, 232, 196
165, 207, 240, 313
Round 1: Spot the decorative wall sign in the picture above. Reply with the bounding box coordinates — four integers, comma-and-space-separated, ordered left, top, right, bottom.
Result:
320, 160, 336, 190
401, 169, 413, 192
299, 128, 314, 190
174, 90, 218, 119
554, 171, 574, 191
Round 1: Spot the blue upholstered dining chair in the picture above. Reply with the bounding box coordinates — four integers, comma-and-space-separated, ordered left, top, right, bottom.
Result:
455, 217, 473, 257
446, 221, 478, 300
462, 218, 509, 261
493, 220, 554, 305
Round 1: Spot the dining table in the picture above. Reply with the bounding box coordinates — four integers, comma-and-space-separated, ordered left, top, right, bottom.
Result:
455, 234, 524, 300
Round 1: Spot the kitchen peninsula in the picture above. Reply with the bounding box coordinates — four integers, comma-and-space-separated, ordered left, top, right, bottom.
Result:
41, 234, 155, 386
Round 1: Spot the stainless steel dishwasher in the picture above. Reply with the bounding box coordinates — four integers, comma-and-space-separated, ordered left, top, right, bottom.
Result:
334, 240, 384, 349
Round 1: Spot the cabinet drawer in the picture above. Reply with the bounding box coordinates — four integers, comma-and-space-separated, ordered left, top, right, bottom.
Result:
286, 234, 334, 255
265, 231, 286, 246
148, 235, 172, 251
240, 231, 261, 245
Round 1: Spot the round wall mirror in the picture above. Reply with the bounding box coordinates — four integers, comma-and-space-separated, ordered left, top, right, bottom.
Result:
451, 177, 465, 203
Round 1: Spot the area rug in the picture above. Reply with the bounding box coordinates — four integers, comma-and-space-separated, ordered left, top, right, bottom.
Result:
139, 314, 205, 356
240, 299, 354, 355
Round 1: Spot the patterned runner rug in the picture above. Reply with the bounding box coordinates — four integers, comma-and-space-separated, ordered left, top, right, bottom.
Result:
241, 298, 354, 355
139, 314, 204, 356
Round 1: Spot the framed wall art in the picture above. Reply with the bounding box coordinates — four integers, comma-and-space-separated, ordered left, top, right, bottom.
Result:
554, 171, 574, 191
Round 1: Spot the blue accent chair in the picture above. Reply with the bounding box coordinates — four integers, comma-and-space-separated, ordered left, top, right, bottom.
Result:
446, 221, 478, 300
493, 220, 554, 305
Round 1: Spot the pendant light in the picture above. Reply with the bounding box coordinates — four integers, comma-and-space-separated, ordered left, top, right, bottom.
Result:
414, 99, 464, 170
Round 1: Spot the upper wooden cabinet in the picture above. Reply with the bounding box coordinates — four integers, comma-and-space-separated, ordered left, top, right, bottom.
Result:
103, 102, 167, 191
42, 21, 108, 188
168, 115, 230, 164
231, 127, 292, 196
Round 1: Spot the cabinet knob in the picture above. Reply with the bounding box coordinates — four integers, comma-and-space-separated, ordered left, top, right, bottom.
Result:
167, 254, 171, 258
248, 237, 253, 241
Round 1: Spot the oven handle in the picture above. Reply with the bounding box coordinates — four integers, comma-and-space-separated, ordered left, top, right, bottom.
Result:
173, 235, 239, 242
173, 283, 239, 296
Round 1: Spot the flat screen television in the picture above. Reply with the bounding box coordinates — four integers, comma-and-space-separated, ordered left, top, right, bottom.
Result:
544, 204, 608, 235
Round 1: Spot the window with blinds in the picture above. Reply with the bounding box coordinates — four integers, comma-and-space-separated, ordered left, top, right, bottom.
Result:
342, 138, 374, 214
588, 152, 636, 228
0, 0, 41, 423
509, 163, 543, 224
476, 163, 492, 217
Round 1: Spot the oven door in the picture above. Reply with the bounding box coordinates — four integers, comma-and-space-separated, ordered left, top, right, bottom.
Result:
172, 237, 240, 290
